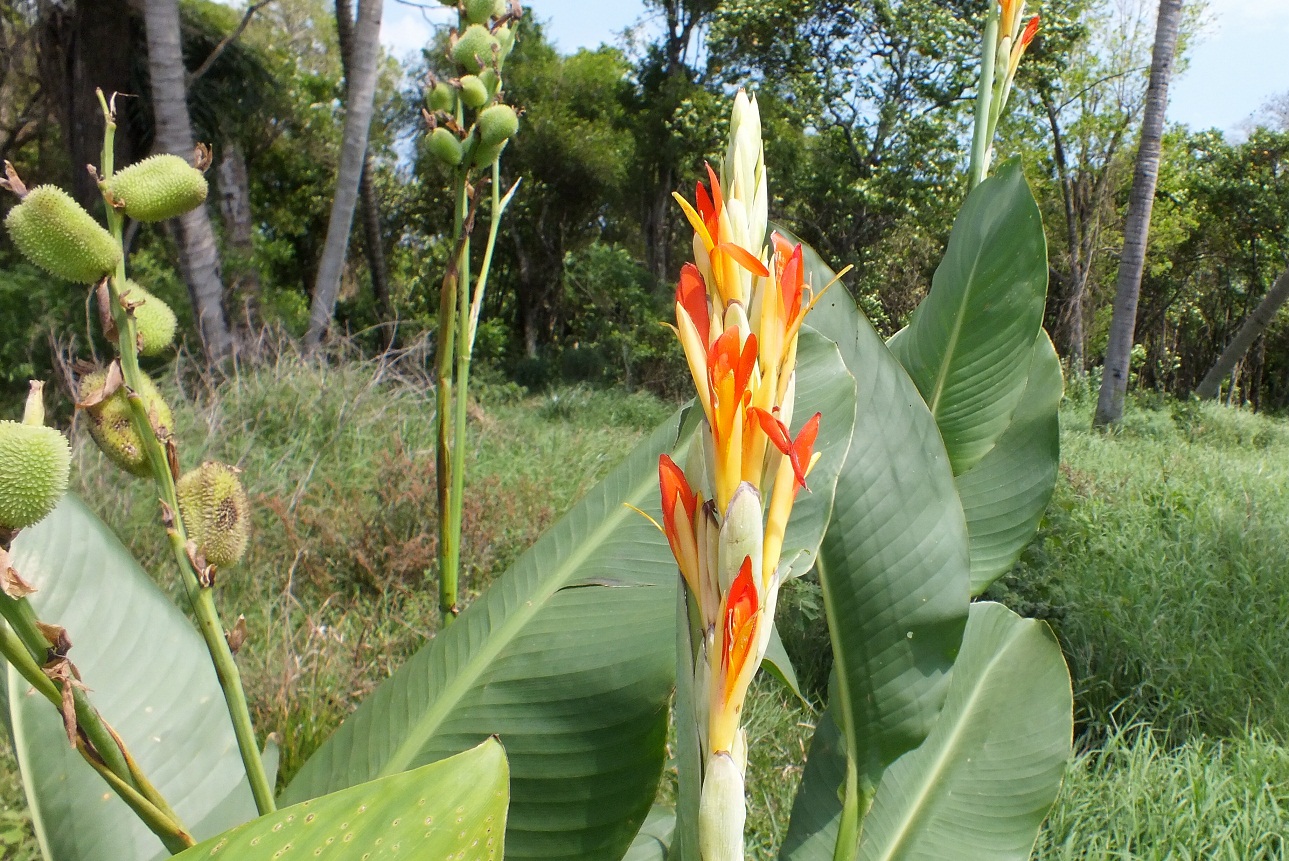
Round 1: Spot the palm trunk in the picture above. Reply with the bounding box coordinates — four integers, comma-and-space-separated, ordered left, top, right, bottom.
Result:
142, 0, 234, 363
1092, 0, 1183, 427
304, 0, 384, 350
1193, 268, 1289, 400
217, 142, 261, 327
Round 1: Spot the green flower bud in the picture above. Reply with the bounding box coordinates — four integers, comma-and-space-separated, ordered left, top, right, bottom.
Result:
698, 751, 746, 861
459, 74, 489, 109
79, 369, 173, 477
176, 462, 250, 568
428, 128, 465, 167
477, 104, 518, 146
0, 421, 71, 530
107, 154, 209, 223
428, 81, 458, 114
717, 481, 762, 595
464, 0, 497, 25
4, 186, 120, 283
453, 24, 497, 73
123, 281, 178, 357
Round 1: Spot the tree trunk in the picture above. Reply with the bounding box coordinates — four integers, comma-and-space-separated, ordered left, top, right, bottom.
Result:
334, 0, 391, 323
304, 0, 383, 351
141, 0, 234, 362
1093, 0, 1183, 427
217, 141, 261, 327
1193, 268, 1289, 400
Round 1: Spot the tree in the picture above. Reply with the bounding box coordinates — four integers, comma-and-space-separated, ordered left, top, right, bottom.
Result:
142, 0, 235, 362
1194, 268, 1289, 400
1093, 0, 1183, 427
304, 0, 382, 350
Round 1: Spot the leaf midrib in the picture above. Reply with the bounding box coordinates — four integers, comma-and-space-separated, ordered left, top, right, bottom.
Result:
868, 612, 1024, 860
378, 438, 672, 779
925, 249, 981, 419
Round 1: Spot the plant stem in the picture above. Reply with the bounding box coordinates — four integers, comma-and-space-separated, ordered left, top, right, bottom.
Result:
95, 90, 276, 816
436, 166, 469, 621
968, 1, 1001, 190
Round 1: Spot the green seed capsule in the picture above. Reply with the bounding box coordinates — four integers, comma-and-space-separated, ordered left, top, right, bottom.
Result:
460, 75, 489, 109
107, 154, 209, 223
428, 128, 465, 167
176, 462, 250, 568
123, 281, 178, 357
471, 138, 508, 168
0, 421, 71, 530
452, 24, 497, 73
477, 104, 518, 146
494, 25, 515, 61
479, 69, 501, 98
464, 0, 497, 25
79, 369, 173, 477
428, 81, 458, 114
4, 186, 121, 284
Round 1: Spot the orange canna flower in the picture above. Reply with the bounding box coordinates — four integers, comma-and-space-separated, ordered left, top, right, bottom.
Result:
720, 556, 759, 705
749, 408, 821, 492
1021, 14, 1040, 47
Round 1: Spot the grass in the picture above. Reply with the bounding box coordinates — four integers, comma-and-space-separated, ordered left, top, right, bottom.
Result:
3, 354, 1289, 858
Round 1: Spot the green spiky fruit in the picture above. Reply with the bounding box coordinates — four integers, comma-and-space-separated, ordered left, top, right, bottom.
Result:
494, 25, 515, 62
428, 81, 458, 114
0, 421, 71, 530
79, 369, 173, 477
453, 24, 497, 73
4, 186, 121, 283
428, 128, 465, 166
477, 104, 518, 146
176, 462, 250, 568
471, 138, 509, 168
107, 154, 208, 223
460, 74, 489, 109
464, 0, 498, 24
122, 281, 178, 357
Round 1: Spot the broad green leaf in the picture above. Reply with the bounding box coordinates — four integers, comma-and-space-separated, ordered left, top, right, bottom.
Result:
762, 624, 806, 706
858, 602, 1072, 860
956, 332, 1062, 594
780, 703, 847, 860
622, 806, 675, 861
283, 332, 854, 861
173, 738, 508, 860
4, 495, 259, 861
887, 160, 1048, 476
794, 236, 971, 800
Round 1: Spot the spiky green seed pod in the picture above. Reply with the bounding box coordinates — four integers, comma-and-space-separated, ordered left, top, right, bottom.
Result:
470, 138, 508, 168
80, 369, 173, 477
494, 25, 515, 61
477, 104, 518, 146
123, 281, 178, 357
464, 0, 497, 24
459, 74, 489, 109
428, 128, 465, 167
453, 24, 497, 73
107, 154, 208, 223
4, 186, 120, 284
0, 421, 71, 530
428, 81, 458, 114
176, 462, 250, 568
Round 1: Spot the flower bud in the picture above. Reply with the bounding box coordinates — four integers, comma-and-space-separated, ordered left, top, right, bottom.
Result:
79, 369, 173, 477
717, 482, 762, 595
459, 74, 489, 109
698, 751, 746, 861
428, 128, 465, 167
107, 154, 209, 223
477, 104, 518, 146
453, 24, 498, 73
4, 186, 120, 283
123, 281, 178, 357
0, 419, 71, 530
176, 462, 250, 568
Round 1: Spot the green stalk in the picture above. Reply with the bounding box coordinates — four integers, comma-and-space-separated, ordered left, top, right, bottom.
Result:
436, 165, 469, 620
967, 1, 1001, 189
95, 90, 276, 816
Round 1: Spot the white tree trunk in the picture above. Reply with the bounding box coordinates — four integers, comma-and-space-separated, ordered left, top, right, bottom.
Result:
1193, 268, 1289, 400
1092, 0, 1184, 426
142, 0, 234, 362
304, 0, 384, 350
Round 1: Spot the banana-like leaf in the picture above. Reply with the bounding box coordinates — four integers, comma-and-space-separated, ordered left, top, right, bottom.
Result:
172, 738, 508, 860
780, 703, 847, 860
887, 161, 1048, 477
956, 332, 1062, 594
858, 602, 1072, 860
4, 495, 258, 861
622, 806, 675, 861
795, 236, 971, 801
283, 333, 856, 861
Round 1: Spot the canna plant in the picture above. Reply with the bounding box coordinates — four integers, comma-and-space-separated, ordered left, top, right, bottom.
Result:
0, 2, 1070, 859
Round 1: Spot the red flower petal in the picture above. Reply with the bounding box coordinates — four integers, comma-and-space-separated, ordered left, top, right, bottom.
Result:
722, 556, 759, 695
676, 263, 710, 345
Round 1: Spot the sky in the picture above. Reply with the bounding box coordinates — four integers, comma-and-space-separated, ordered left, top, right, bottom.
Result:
375, 0, 1289, 134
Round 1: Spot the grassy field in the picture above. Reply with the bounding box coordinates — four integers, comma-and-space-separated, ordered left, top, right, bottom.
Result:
3, 353, 1288, 859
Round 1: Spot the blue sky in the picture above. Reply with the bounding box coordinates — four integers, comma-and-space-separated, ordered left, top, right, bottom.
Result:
378, 0, 1289, 134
